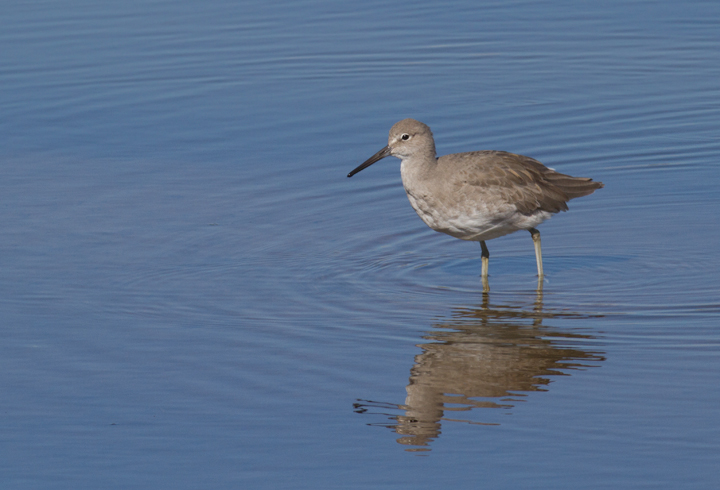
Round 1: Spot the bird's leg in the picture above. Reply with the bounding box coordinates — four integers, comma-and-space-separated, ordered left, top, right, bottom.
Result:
529, 228, 544, 277
480, 241, 490, 292
480, 241, 490, 277
481, 276, 490, 293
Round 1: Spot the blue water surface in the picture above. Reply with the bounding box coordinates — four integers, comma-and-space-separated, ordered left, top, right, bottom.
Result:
1, 0, 719, 488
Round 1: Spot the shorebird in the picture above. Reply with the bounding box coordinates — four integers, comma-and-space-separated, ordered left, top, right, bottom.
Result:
347, 119, 603, 289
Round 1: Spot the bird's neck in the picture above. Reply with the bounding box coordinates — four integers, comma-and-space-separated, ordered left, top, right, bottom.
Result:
400, 150, 438, 188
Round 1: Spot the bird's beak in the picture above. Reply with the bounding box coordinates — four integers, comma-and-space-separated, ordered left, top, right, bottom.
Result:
347, 145, 392, 178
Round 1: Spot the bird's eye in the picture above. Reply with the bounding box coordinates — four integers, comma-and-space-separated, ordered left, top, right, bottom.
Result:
401, 134, 410, 141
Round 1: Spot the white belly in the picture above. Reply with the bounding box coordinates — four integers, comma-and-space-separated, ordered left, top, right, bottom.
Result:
405, 188, 551, 242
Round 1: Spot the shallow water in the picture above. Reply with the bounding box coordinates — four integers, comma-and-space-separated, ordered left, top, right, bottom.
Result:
2, 0, 720, 488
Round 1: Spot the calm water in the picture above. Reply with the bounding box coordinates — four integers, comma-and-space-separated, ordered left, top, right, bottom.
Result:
2, 0, 720, 488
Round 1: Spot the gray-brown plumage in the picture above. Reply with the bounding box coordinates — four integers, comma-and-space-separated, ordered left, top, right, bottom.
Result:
347, 118, 603, 287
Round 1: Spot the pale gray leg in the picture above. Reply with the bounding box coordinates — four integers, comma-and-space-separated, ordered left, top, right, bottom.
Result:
480, 241, 490, 292
529, 228, 543, 277
480, 241, 489, 277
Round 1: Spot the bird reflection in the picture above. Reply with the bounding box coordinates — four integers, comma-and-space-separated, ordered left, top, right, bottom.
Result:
354, 288, 604, 451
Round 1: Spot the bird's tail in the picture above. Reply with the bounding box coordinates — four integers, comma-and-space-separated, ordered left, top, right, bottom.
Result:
546, 173, 604, 200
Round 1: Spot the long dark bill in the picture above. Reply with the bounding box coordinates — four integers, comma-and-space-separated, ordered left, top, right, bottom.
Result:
347, 146, 392, 178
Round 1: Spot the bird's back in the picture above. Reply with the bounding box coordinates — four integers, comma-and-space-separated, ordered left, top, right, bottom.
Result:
437, 150, 603, 216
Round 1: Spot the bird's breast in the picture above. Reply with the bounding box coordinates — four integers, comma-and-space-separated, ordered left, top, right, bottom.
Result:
402, 181, 550, 242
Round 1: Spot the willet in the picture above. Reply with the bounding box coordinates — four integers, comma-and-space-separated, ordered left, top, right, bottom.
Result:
347, 119, 603, 289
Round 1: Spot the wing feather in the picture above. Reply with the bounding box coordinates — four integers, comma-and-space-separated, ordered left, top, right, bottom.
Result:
445, 151, 603, 216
